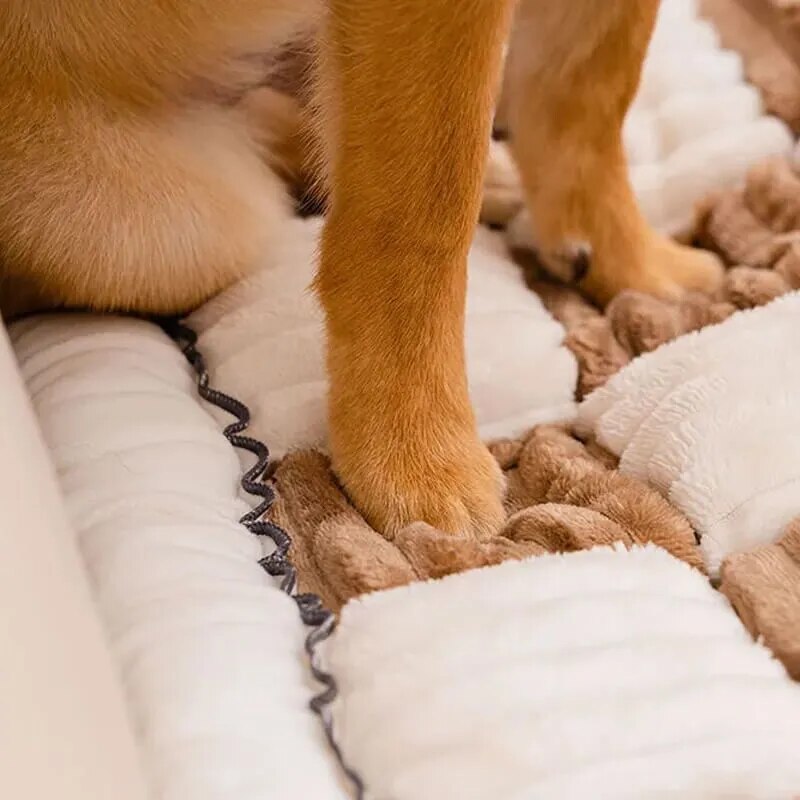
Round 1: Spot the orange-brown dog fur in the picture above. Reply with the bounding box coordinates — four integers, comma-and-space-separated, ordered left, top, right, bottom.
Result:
0, 0, 721, 537
505, 0, 722, 303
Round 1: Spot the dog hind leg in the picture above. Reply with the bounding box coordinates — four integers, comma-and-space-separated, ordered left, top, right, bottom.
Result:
505, 0, 722, 304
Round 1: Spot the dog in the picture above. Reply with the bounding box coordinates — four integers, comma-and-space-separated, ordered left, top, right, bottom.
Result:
0, 0, 721, 538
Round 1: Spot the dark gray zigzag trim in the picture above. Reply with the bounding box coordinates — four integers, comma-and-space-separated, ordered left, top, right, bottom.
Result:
162, 319, 365, 799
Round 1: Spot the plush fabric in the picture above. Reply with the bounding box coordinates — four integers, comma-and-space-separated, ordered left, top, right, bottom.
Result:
271, 425, 702, 613
721, 516, 800, 680
12, 308, 800, 799
8, 315, 350, 800
14, 305, 800, 800
327, 545, 800, 800
700, 0, 800, 132
578, 292, 800, 575
11, 279, 800, 800
0, 328, 150, 800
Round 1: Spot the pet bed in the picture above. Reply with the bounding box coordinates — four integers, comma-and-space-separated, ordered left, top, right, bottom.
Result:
5, 0, 800, 797
10, 271, 800, 799
11, 199, 800, 798
11, 287, 800, 799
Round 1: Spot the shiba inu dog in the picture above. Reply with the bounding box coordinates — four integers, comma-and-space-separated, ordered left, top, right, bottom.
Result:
0, 1, 720, 537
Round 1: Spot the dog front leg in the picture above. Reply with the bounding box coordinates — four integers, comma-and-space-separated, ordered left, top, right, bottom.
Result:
316, 0, 515, 537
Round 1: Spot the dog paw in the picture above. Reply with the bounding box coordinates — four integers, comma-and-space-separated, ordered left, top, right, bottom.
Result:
510, 208, 723, 306
331, 413, 505, 541
581, 232, 723, 305
648, 234, 724, 293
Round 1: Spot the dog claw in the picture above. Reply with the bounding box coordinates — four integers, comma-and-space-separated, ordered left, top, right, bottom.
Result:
571, 245, 591, 282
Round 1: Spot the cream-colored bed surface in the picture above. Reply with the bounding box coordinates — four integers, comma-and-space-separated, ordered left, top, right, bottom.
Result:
0, 324, 149, 800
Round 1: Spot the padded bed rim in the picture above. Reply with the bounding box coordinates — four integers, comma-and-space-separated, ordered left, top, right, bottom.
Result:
161, 318, 366, 799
